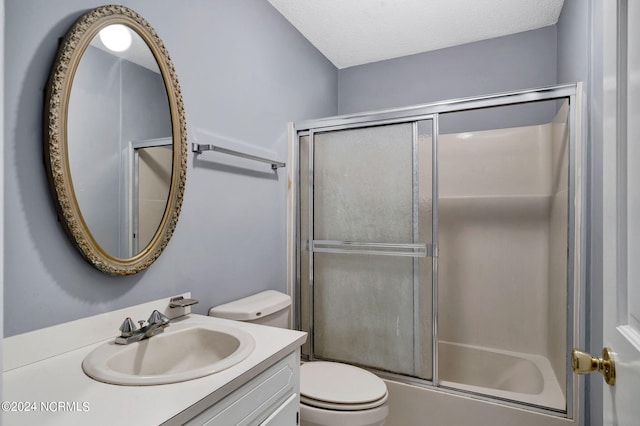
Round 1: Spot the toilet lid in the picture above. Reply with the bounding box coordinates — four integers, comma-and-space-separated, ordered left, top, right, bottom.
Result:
300, 362, 388, 409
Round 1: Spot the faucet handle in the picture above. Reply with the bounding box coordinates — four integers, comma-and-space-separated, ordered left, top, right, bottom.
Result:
148, 310, 170, 326
119, 317, 137, 337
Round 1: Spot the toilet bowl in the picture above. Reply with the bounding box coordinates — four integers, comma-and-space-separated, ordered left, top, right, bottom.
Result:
299, 361, 388, 426
209, 290, 389, 426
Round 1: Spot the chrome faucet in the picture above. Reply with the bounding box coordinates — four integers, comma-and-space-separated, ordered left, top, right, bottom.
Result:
115, 310, 171, 345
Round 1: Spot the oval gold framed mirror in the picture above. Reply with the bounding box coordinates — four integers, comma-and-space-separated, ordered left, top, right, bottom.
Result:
44, 5, 186, 275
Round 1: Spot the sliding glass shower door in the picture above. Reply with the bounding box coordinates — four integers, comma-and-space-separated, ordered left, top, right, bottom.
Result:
295, 84, 579, 416
299, 120, 435, 381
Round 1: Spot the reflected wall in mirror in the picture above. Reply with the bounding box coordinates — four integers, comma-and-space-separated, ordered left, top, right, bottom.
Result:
44, 5, 187, 275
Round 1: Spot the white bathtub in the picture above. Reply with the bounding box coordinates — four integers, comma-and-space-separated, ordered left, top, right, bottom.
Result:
438, 341, 566, 411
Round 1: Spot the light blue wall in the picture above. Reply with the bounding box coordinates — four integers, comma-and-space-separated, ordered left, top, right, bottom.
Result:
557, 1, 590, 85
336, 26, 559, 136
338, 26, 558, 116
558, 1, 602, 425
4, 0, 337, 336
120, 58, 172, 143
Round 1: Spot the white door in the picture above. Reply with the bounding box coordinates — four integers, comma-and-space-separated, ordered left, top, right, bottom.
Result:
601, 0, 640, 424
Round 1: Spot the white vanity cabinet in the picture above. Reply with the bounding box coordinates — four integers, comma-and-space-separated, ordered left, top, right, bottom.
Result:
180, 351, 301, 426
3, 299, 307, 426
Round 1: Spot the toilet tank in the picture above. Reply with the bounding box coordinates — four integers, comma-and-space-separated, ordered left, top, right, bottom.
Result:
208, 290, 291, 328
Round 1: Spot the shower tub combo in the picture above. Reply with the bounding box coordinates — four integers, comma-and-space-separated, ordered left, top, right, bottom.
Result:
291, 84, 582, 426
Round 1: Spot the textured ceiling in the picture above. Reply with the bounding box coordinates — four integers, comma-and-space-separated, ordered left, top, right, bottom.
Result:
268, 0, 565, 69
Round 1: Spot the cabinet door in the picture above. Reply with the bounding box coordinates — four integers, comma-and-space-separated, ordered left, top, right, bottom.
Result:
259, 394, 298, 426
180, 352, 299, 426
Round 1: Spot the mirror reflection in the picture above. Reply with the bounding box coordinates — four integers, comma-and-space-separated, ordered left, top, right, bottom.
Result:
67, 24, 172, 258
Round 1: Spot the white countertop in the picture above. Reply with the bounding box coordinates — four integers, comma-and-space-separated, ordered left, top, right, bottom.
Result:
3, 295, 306, 426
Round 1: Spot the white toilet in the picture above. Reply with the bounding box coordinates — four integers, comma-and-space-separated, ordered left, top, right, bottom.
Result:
209, 290, 389, 426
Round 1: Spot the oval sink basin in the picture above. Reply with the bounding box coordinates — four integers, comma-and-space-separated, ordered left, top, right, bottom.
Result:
82, 322, 255, 385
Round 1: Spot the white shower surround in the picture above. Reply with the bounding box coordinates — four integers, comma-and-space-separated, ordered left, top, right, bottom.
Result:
436, 105, 569, 403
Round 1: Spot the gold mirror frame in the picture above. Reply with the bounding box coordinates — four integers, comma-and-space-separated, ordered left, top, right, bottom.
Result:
44, 5, 187, 275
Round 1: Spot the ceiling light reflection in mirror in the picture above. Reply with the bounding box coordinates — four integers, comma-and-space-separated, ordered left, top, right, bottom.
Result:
99, 24, 132, 52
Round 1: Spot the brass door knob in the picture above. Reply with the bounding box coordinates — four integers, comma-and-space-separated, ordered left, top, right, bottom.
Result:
571, 347, 615, 385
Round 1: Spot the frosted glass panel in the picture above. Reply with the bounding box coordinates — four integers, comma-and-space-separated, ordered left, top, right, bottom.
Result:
314, 124, 413, 242
300, 121, 433, 381
314, 253, 415, 373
